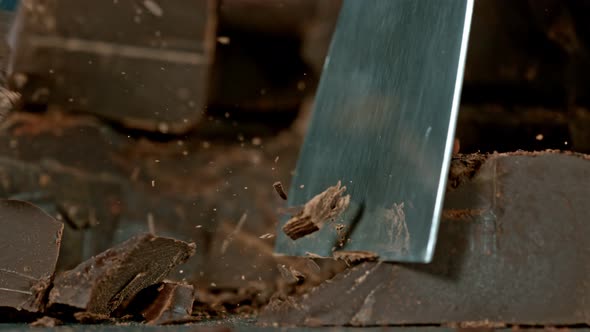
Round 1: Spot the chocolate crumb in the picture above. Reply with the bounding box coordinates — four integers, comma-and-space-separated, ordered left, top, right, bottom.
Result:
333, 251, 379, 265
334, 223, 347, 248
448, 154, 488, 190
273, 181, 288, 200
282, 216, 319, 240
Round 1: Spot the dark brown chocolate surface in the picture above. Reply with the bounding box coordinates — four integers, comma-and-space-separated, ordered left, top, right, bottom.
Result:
260, 152, 590, 326
142, 282, 195, 325
0, 199, 63, 312
48, 233, 196, 315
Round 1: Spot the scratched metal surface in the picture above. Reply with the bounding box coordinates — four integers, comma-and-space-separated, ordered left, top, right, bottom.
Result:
275, 0, 474, 262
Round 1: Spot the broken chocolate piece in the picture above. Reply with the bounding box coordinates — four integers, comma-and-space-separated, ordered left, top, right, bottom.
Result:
332, 251, 379, 265
282, 217, 318, 241
273, 181, 288, 200
447, 153, 488, 189
261, 152, 590, 326
141, 282, 195, 325
48, 233, 195, 315
282, 181, 350, 240
0, 199, 63, 312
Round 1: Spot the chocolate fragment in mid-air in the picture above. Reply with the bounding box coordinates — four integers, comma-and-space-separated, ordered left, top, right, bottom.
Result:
0, 199, 63, 313
273, 181, 288, 200
282, 181, 350, 240
48, 233, 195, 315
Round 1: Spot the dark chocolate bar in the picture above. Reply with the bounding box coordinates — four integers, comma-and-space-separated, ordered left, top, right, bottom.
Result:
48, 233, 195, 315
0, 199, 63, 312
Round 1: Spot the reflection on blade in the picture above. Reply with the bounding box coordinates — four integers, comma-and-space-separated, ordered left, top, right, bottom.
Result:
274, 0, 474, 263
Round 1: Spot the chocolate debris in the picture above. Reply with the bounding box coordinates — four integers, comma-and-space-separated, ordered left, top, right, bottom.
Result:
0, 200, 63, 312
273, 181, 288, 200
282, 181, 350, 240
332, 251, 379, 265
48, 233, 195, 315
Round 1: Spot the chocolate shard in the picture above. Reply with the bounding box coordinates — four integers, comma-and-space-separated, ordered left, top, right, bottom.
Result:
141, 282, 195, 325
273, 181, 288, 200
332, 251, 379, 265
9, 1, 215, 134
0, 199, 63, 312
282, 181, 350, 240
282, 216, 318, 241
48, 233, 196, 315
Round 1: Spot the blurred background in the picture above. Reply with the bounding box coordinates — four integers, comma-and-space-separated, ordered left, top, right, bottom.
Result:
1, 0, 590, 313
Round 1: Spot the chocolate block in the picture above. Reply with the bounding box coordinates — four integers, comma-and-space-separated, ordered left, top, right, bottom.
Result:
0, 199, 63, 312
8, 0, 217, 134
0, 155, 125, 272
48, 233, 195, 315
142, 282, 195, 325
260, 151, 590, 326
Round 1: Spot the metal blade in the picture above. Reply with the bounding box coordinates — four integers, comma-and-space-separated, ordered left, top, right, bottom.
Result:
274, 0, 474, 263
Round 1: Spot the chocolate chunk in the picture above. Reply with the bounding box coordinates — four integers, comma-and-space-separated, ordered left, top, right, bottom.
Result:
48, 233, 195, 315
0, 199, 63, 312
282, 181, 350, 240
141, 282, 195, 325
282, 216, 318, 241
447, 153, 488, 189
